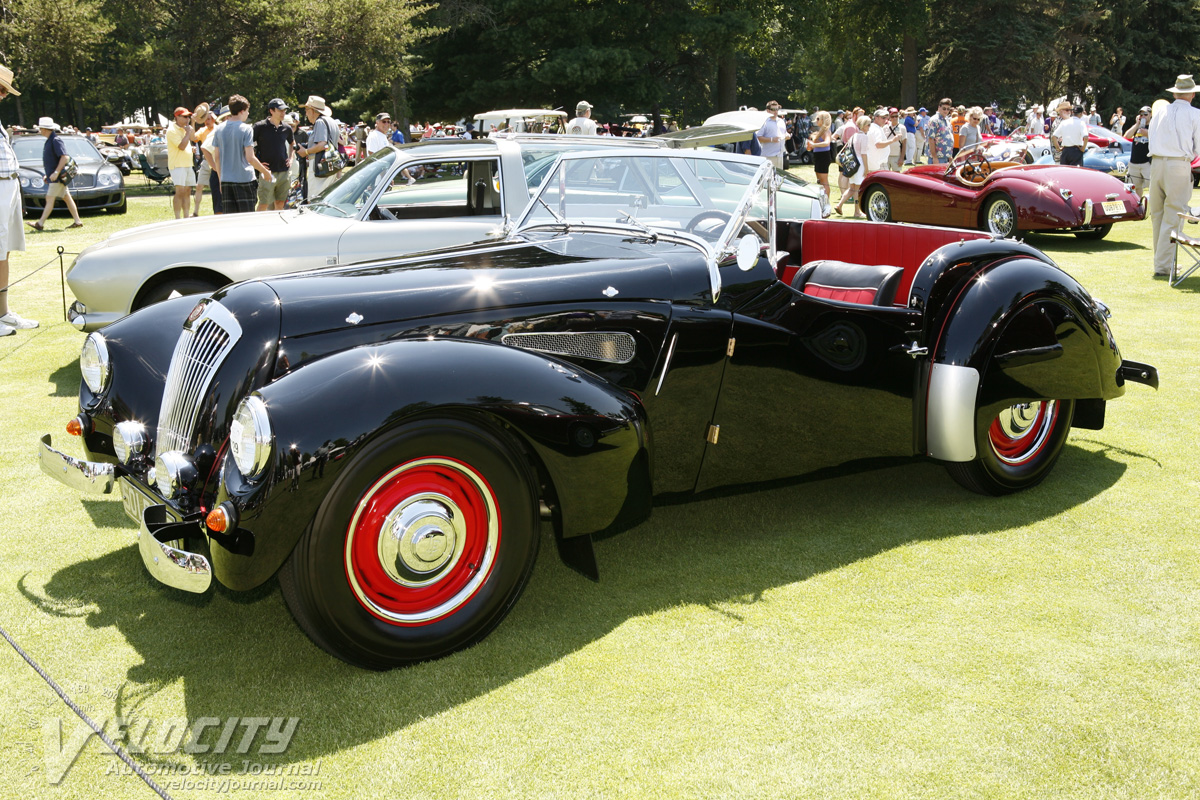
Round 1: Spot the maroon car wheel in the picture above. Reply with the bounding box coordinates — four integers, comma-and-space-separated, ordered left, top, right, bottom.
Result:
279, 418, 540, 669
946, 399, 1075, 495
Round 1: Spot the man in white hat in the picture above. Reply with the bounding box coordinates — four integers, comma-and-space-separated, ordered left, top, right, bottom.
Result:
295, 95, 340, 198
0, 62, 36, 336
1148, 74, 1200, 277
29, 116, 84, 232
567, 102, 598, 136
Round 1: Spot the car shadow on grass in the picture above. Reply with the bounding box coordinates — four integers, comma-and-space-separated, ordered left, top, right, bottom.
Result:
48, 359, 82, 398
22, 441, 1127, 770
1023, 233, 1143, 254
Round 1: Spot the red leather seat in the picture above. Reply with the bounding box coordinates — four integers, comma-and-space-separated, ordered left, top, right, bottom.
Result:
791, 260, 904, 306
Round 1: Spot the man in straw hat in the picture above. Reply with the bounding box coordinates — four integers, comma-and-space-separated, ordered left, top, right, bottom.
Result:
1148, 74, 1200, 277
0, 62, 37, 336
296, 95, 340, 198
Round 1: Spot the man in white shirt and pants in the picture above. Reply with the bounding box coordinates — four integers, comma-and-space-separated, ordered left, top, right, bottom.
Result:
1149, 75, 1200, 277
866, 108, 901, 174
755, 101, 788, 170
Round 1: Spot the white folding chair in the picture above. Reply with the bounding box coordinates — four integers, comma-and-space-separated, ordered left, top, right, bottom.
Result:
1170, 211, 1200, 287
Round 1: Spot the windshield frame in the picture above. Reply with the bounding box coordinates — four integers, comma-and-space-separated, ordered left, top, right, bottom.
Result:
515, 149, 778, 304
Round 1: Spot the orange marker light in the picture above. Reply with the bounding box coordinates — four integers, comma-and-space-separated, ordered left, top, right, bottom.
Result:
66, 417, 84, 436
206, 506, 229, 533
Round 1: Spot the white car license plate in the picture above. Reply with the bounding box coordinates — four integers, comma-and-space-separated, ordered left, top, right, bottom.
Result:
120, 477, 171, 525
1101, 200, 1126, 216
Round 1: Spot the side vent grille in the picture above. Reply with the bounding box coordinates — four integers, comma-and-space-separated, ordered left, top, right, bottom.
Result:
501, 331, 636, 364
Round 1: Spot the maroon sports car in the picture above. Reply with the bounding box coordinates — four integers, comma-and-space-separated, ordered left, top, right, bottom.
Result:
859, 142, 1146, 240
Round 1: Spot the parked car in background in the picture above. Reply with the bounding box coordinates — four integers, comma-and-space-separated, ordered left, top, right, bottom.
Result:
63, 134, 825, 332
14, 133, 126, 217
40, 149, 1156, 669
1035, 138, 1131, 177
98, 144, 133, 175
861, 141, 1144, 239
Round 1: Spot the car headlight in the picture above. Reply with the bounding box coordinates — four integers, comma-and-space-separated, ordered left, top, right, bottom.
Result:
229, 395, 272, 480
20, 174, 45, 190
97, 168, 120, 187
80, 332, 111, 394
155, 450, 198, 499
113, 421, 148, 465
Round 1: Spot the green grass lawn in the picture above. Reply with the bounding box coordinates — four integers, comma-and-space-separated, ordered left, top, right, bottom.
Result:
1, 171, 1198, 799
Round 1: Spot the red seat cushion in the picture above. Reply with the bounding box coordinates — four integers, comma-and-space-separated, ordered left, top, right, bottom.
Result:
780, 220, 990, 305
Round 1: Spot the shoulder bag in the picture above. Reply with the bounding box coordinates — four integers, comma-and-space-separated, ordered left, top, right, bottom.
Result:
836, 133, 861, 176
313, 119, 346, 178
58, 156, 79, 184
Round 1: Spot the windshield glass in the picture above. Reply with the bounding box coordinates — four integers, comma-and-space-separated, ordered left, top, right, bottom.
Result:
519, 153, 771, 245
952, 140, 1031, 166
307, 148, 399, 216
14, 135, 104, 164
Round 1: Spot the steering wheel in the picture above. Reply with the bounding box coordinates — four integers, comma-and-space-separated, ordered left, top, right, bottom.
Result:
955, 147, 993, 185
685, 210, 733, 235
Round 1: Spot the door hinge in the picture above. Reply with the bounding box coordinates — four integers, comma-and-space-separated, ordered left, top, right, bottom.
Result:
726, 338, 736, 357
706, 424, 720, 445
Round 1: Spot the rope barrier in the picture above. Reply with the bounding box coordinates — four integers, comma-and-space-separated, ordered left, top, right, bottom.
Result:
0, 249, 77, 324
0, 617, 175, 799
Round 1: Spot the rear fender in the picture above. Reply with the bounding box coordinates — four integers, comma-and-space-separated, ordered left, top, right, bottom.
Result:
213, 337, 650, 590
921, 257, 1122, 462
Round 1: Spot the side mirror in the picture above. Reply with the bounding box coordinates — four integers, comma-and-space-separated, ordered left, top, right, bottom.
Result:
735, 233, 762, 271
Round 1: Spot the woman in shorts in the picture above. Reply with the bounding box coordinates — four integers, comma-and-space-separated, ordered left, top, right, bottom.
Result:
808, 111, 833, 201
835, 115, 870, 218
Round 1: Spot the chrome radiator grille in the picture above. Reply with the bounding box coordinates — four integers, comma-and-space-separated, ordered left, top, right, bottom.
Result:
155, 301, 242, 457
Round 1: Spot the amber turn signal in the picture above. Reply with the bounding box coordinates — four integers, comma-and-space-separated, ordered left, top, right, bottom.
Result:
66, 415, 89, 436
205, 506, 230, 533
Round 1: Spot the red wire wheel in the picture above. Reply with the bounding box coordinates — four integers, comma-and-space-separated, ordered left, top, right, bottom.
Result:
345, 457, 500, 625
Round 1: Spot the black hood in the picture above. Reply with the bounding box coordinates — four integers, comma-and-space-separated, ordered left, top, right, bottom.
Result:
258, 236, 701, 339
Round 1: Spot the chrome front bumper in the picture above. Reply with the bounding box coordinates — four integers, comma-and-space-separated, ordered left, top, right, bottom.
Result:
39, 433, 115, 493
39, 434, 212, 593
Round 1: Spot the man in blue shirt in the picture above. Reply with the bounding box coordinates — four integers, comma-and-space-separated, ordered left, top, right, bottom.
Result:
211, 94, 274, 214
29, 116, 82, 231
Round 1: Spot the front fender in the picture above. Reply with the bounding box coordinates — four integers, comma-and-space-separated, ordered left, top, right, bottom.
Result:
923, 257, 1122, 462
78, 294, 201, 460
212, 337, 650, 590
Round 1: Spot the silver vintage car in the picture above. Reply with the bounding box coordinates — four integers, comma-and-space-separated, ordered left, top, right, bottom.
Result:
64, 134, 825, 331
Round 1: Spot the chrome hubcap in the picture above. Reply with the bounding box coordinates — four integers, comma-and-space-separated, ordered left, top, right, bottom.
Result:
379, 494, 466, 587
991, 401, 1055, 465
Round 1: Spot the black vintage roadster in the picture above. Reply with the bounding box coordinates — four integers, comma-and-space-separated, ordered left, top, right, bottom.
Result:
41, 150, 1157, 669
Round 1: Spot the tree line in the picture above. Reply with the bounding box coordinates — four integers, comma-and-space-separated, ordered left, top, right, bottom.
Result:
2, 0, 1198, 131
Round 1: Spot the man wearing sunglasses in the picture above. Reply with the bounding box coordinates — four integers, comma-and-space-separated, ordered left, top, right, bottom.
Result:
927, 99, 954, 165
756, 102, 788, 170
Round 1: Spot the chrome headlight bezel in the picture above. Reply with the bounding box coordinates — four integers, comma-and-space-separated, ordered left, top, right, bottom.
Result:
229, 395, 273, 481
80, 332, 111, 395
